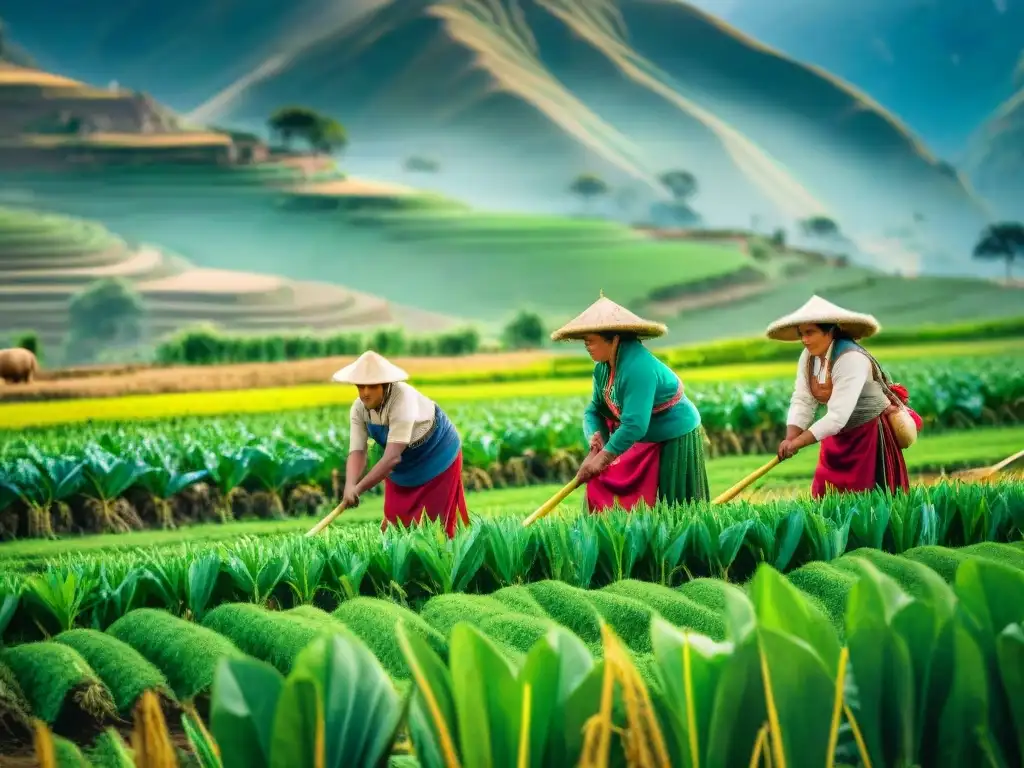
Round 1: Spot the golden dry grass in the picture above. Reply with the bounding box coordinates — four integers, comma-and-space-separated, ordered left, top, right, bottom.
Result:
17, 132, 233, 148
0, 64, 83, 88
284, 177, 417, 196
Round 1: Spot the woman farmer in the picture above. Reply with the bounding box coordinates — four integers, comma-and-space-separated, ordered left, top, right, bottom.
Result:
551, 293, 710, 512
767, 295, 920, 497
333, 350, 469, 537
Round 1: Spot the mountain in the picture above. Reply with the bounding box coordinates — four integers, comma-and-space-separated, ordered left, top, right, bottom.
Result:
707, 0, 1024, 160
0, 17, 36, 67
964, 85, 1024, 220
1, 0, 995, 271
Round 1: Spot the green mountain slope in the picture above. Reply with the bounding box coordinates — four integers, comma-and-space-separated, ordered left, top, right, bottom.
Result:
177, 0, 987, 266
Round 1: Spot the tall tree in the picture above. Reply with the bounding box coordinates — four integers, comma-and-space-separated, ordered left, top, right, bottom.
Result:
973, 221, 1024, 282
66, 278, 146, 363
800, 215, 840, 238
570, 173, 609, 210
310, 117, 347, 155
268, 106, 321, 149
502, 310, 546, 350
658, 170, 698, 202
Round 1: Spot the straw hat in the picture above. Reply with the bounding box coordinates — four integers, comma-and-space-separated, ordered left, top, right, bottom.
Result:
551, 292, 667, 341
331, 351, 409, 385
765, 295, 881, 342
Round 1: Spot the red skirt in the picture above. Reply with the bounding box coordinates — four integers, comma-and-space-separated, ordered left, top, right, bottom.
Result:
585, 441, 662, 513
382, 450, 469, 538
811, 415, 910, 498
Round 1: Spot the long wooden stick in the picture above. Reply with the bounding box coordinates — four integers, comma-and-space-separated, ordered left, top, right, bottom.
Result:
524, 454, 784, 527
305, 500, 350, 537
711, 457, 781, 505
522, 477, 581, 527
950, 448, 1024, 481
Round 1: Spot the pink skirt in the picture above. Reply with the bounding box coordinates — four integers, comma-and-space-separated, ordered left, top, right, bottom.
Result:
585, 441, 662, 513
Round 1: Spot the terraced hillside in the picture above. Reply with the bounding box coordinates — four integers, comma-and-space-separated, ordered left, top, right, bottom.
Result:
0, 206, 453, 348
276, 186, 1024, 336
1, 540, 1021, 757
0, 62, 237, 170
4, 0, 993, 264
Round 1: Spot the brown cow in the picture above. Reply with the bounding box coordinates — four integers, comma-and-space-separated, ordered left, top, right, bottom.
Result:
0, 347, 38, 384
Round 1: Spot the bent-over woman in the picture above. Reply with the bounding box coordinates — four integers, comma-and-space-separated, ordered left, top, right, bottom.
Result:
333, 350, 469, 537
767, 295, 920, 497
551, 293, 710, 512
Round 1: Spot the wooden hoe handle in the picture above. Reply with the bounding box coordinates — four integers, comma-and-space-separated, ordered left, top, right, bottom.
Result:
305, 500, 349, 537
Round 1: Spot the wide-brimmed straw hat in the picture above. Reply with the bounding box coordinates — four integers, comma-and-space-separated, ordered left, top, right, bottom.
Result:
765, 295, 881, 342
551, 292, 667, 341
331, 351, 409, 385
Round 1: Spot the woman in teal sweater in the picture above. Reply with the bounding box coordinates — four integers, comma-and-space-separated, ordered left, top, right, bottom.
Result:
551, 293, 710, 512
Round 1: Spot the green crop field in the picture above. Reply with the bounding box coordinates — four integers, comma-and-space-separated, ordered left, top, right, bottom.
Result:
660, 263, 1024, 345
1, 356, 1020, 539
1, 500, 1022, 764
2, 424, 1020, 563
2, 346, 1021, 429
291, 207, 756, 320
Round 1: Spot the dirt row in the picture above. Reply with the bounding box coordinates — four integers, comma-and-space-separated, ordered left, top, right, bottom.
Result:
0, 351, 555, 401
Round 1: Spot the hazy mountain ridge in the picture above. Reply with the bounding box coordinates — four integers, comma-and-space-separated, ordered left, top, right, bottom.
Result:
711, 0, 1024, 158
1, 1, 1001, 271
965, 85, 1024, 220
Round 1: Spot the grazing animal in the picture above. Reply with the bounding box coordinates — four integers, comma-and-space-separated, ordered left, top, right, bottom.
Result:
0, 347, 38, 384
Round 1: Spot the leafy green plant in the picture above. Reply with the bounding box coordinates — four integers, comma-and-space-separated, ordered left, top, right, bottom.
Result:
1, 482, 1021, 644
2, 357, 1021, 536
190, 630, 404, 768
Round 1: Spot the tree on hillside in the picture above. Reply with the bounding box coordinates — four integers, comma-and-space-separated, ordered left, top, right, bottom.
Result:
973, 221, 1024, 282
800, 215, 841, 238
570, 173, 609, 211
268, 107, 345, 154
658, 170, 698, 202
310, 116, 347, 155
269, 106, 320, 148
66, 278, 146, 363
502, 310, 546, 350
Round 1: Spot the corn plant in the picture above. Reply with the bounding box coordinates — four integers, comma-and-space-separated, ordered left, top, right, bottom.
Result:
222, 538, 290, 606
1, 482, 1021, 644
20, 569, 91, 635
411, 522, 488, 595
283, 538, 327, 605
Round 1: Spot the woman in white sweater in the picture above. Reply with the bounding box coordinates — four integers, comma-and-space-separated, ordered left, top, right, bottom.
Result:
332, 351, 469, 537
767, 296, 918, 497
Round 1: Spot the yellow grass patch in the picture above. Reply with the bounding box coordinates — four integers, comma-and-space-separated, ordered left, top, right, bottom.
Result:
284, 177, 417, 197
17, 132, 232, 148
0, 378, 588, 428
0, 360, 810, 428
0, 64, 83, 88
